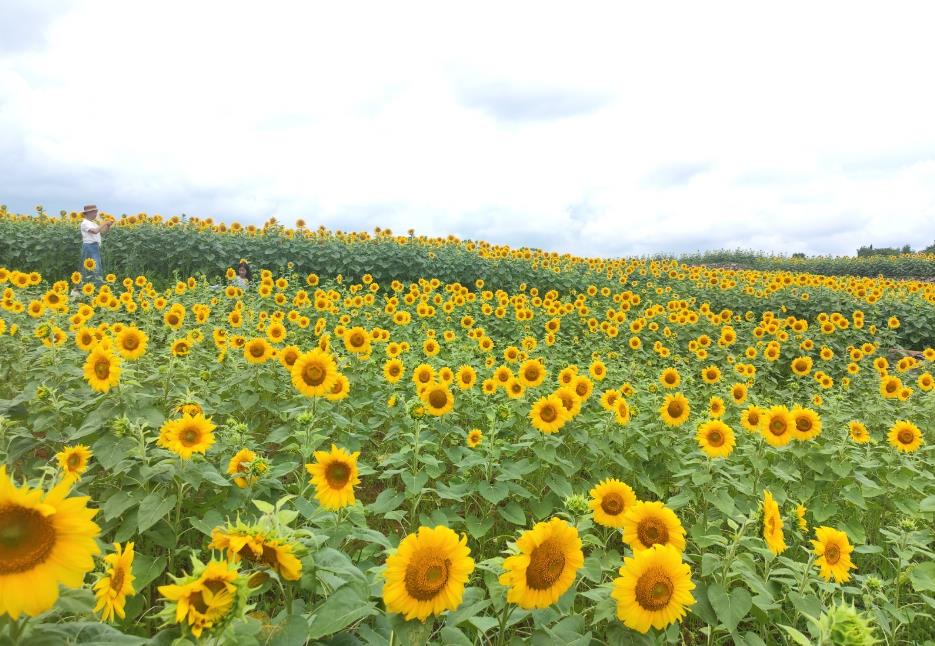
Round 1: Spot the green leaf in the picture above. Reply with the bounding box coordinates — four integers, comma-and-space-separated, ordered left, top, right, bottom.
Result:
499, 501, 526, 525
478, 481, 509, 504
137, 492, 176, 534
778, 624, 814, 646
919, 496, 935, 513
910, 561, 935, 593
707, 582, 752, 633
306, 584, 378, 639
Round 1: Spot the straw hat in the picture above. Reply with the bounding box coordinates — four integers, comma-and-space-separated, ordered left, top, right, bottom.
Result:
82, 205, 98, 216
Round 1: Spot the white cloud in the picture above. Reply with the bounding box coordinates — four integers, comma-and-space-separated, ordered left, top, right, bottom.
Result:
1, 0, 934, 256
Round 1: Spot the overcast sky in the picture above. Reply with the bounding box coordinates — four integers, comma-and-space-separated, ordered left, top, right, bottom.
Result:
2, 1, 934, 257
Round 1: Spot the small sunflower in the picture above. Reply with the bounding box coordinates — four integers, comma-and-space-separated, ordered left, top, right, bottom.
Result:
383, 358, 404, 383
622, 501, 686, 554
529, 394, 569, 434
848, 420, 871, 444
740, 405, 764, 432
760, 405, 794, 447
614, 398, 632, 425
157, 414, 216, 459
659, 368, 681, 389
762, 490, 786, 555
589, 478, 637, 528
812, 526, 856, 583
660, 393, 690, 427
383, 525, 474, 621
456, 365, 477, 390
291, 349, 339, 397
708, 396, 726, 418
93, 542, 136, 622
244, 338, 273, 364
790, 406, 822, 441
83, 345, 122, 392
696, 420, 735, 459
209, 526, 302, 581
499, 517, 584, 609
888, 420, 922, 453
56, 444, 93, 478
226, 448, 267, 488
611, 543, 695, 634
466, 429, 483, 448
158, 559, 248, 639
305, 444, 360, 510
114, 326, 148, 360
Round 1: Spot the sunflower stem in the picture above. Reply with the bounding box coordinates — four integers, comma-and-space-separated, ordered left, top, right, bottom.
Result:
798, 552, 817, 594
495, 602, 515, 646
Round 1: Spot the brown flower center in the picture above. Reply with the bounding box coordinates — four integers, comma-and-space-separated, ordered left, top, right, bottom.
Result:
94, 358, 110, 380
526, 538, 566, 590
350, 332, 365, 348
180, 427, 201, 447
110, 564, 126, 591
539, 404, 558, 423
600, 493, 625, 516
249, 343, 265, 358
67, 453, 82, 469
795, 417, 812, 433
303, 363, 325, 386
524, 367, 540, 382
824, 543, 841, 565
123, 335, 139, 350
634, 567, 674, 611
897, 429, 915, 445
637, 517, 669, 548
428, 389, 448, 409
707, 430, 724, 447
747, 411, 760, 426
404, 552, 451, 600
667, 401, 683, 419
325, 461, 351, 489
0, 506, 56, 574
769, 417, 787, 436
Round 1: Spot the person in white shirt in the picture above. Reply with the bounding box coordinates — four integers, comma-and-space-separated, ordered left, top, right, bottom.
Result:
79, 205, 112, 285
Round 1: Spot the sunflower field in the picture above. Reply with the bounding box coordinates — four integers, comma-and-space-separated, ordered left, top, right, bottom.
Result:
0, 215, 934, 645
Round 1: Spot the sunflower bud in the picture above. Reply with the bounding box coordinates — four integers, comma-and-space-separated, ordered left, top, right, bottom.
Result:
564, 494, 590, 516
816, 602, 880, 646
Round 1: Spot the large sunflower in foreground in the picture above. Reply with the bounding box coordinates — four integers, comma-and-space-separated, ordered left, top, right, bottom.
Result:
762, 490, 786, 554
622, 501, 686, 553
383, 525, 474, 621
696, 420, 735, 459
114, 326, 148, 360
0, 467, 101, 618
83, 345, 122, 392
888, 420, 922, 453
659, 393, 690, 427
291, 349, 339, 397
611, 543, 695, 633
94, 542, 136, 622
589, 479, 637, 528
529, 394, 569, 434
157, 414, 217, 459
305, 444, 360, 510
499, 517, 584, 609
760, 405, 794, 447
811, 526, 856, 583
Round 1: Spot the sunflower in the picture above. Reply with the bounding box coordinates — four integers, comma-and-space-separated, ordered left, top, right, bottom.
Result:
879, 375, 902, 399
326, 373, 351, 401
209, 526, 302, 581
701, 365, 721, 384
659, 393, 690, 427
795, 504, 808, 532
420, 383, 455, 416
305, 444, 360, 510
278, 345, 301, 369
243, 337, 272, 365
848, 420, 871, 444
622, 501, 686, 553
554, 386, 583, 418
812, 526, 856, 583
589, 479, 637, 528
94, 542, 136, 622
56, 444, 93, 478
157, 414, 216, 459
466, 429, 483, 448
708, 396, 726, 418
291, 349, 339, 397
529, 394, 569, 434
266, 321, 286, 344
740, 405, 764, 432
453, 365, 476, 390
762, 490, 786, 554
499, 517, 584, 609
790, 406, 822, 441
611, 544, 695, 634
760, 405, 794, 447
518, 359, 546, 388
343, 326, 371, 354
158, 559, 247, 639
888, 420, 922, 453
791, 356, 813, 377
614, 398, 632, 425
696, 420, 735, 459
383, 525, 474, 621
412, 363, 435, 387
0, 467, 101, 618
659, 368, 681, 389
730, 383, 748, 404
226, 448, 267, 488
383, 358, 405, 383
83, 345, 122, 392
171, 338, 191, 357
114, 326, 148, 360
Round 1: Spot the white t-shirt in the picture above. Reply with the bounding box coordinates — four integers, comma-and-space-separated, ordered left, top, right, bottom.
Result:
81, 218, 102, 244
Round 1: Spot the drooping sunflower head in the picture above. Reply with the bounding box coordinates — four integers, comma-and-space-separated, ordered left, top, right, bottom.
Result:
611, 543, 695, 634
226, 448, 267, 488
498, 517, 584, 609
305, 444, 360, 510
93, 542, 136, 623
589, 478, 637, 528
383, 525, 474, 622
208, 523, 303, 582
888, 420, 922, 453
660, 393, 690, 427
762, 490, 787, 555
0, 467, 101, 619
623, 501, 686, 553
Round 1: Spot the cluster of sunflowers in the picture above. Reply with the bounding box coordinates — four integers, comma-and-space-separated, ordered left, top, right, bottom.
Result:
0, 241, 933, 644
